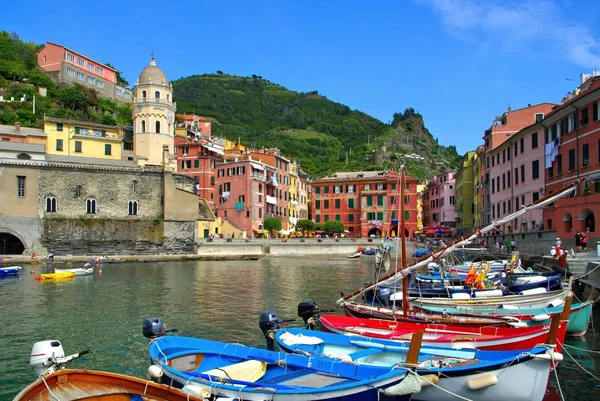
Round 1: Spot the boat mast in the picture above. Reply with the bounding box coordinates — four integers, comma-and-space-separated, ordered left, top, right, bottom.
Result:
400, 167, 409, 316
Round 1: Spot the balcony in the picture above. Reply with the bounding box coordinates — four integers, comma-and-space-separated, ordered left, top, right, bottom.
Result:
133, 97, 176, 108
252, 172, 267, 181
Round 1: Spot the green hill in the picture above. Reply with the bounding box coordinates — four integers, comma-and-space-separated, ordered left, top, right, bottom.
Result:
173, 74, 461, 178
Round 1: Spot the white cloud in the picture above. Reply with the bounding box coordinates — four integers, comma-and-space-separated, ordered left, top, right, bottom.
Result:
419, 0, 600, 67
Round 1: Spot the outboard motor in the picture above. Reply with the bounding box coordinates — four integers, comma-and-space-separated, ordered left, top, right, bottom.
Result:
143, 318, 166, 339
259, 312, 284, 351
30, 340, 89, 377
298, 301, 331, 329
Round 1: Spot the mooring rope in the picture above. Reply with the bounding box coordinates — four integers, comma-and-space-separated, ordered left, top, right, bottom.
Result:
40, 374, 63, 401
407, 370, 473, 401
558, 340, 600, 382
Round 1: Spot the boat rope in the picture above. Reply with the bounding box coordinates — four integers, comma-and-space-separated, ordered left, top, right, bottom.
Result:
572, 262, 600, 280
562, 343, 600, 354
407, 370, 473, 401
149, 337, 169, 365
551, 351, 566, 401
558, 340, 600, 382
40, 374, 63, 401
143, 380, 149, 395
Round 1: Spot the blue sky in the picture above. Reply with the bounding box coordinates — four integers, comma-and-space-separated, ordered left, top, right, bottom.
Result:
2, 0, 600, 154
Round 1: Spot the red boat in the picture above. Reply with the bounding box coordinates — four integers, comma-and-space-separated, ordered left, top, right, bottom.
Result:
320, 314, 567, 352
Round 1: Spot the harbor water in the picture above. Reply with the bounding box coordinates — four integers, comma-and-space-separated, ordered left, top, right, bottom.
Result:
0, 257, 598, 400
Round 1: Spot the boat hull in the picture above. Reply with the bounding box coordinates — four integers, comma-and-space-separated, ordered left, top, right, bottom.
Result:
149, 336, 414, 401
0, 266, 22, 276
12, 369, 205, 401
320, 314, 566, 351
39, 272, 75, 281
55, 267, 94, 276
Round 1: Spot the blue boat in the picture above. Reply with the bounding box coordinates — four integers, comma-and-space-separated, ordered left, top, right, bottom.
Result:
146, 324, 420, 401
0, 265, 22, 276
273, 327, 560, 401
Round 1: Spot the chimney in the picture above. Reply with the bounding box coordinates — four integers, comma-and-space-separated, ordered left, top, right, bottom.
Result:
15, 122, 20, 134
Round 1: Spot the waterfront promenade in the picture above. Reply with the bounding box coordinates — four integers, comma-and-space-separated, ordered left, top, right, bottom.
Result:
0, 238, 417, 265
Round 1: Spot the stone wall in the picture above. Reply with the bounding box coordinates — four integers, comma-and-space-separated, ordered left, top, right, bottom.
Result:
38, 167, 163, 219
40, 218, 192, 255
163, 221, 196, 253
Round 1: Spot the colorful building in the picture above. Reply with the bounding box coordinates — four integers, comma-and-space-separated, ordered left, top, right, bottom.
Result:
454, 151, 476, 230
425, 171, 456, 227
487, 121, 545, 234
416, 181, 426, 230
473, 145, 486, 228
543, 74, 600, 241
37, 42, 131, 101
311, 171, 419, 238
213, 159, 269, 236
43, 117, 123, 161
0, 123, 47, 146
249, 149, 291, 230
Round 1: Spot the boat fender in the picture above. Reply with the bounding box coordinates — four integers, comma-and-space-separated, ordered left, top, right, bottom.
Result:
466, 373, 498, 390
531, 314, 551, 322
146, 365, 163, 383
507, 321, 529, 328
532, 352, 563, 362
418, 374, 440, 387
519, 288, 547, 296
380, 372, 422, 396
451, 293, 471, 300
547, 300, 564, 308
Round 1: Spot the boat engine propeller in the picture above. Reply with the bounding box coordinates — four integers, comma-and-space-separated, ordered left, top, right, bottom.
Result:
29, 340, 90, 377
297, 302, 333, 330
259, 312, 288, 351
142, 317, 177, 340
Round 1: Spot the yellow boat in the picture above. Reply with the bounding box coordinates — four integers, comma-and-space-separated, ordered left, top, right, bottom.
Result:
39, 272, 75, 281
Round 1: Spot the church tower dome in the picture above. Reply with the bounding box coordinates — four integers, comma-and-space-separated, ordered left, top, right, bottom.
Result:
132, 57, 176, 168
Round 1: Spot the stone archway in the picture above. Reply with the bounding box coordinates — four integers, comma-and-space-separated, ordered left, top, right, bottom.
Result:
389, 225, 410, 238
579, 208, 595, 232
0, 232, 26, 255
368, 227, 382, 238
563, 212, 572, 234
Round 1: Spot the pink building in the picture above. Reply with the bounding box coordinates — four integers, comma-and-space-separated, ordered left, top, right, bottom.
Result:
487, 123, 545, 234
214, 159, 268, 235
426, 172, 456, 227
37, 42, 128, 100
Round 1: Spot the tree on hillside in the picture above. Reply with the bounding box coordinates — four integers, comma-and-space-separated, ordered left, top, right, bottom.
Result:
296, 219, 315, 233
263, 217, 282, 237
58, 85, 95, 112
324, 220, 344, 234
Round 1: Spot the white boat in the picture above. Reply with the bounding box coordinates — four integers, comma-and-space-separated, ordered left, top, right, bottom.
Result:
55, 266, 94, 276
348, 252, 362, 258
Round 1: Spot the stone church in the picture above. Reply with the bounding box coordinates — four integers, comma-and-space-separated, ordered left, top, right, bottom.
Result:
0, 58, 211, 255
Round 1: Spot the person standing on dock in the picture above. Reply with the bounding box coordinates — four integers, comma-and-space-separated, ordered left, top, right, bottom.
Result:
575, 231, 582, 252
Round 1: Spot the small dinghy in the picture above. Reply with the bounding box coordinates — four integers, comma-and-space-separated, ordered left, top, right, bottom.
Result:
144, 318, 421, 401
55, 266, 94, 276
0, 266, 22, 276
348, 252, 362, 258
39, 271, 75, 281
13, 340, 204, 401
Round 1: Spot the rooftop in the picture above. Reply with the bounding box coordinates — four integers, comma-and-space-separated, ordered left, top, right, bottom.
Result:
45, 154, 137, 167
44, 116, 119, 130
0, 142, 46, 153
0, 124, 46, 137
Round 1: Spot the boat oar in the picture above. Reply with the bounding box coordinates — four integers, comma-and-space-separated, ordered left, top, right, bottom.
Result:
405, 331, 423, 367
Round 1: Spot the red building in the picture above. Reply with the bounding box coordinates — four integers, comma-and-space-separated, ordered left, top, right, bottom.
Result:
174, 118, 223, 209
214, 159, 268, 235
543, 74, 600, 242
311, 171, 419, 238
249, 149, 291, 230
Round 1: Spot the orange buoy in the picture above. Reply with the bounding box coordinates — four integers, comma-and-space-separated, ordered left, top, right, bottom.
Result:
34, 276, 40, 281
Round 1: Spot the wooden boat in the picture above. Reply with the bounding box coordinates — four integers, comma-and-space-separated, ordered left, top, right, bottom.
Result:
147, 334, 420, 401
13, 340, 203, 401
319, 312, 568, 351
0, 265, 22, 276
55, 266, 94, 276
13, 369, 206, 401
273, 326, 563, 401
39, 271, 75, 281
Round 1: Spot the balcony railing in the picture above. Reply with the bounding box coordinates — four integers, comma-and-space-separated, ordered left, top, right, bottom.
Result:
133, 97, 176, 107
252, 173, 267, 181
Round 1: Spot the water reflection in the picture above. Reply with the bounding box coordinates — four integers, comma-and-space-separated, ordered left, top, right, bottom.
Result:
0, 257, 596, 401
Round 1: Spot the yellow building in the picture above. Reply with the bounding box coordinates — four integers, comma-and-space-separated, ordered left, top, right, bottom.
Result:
416, 181, 426, 230
44, 117, 123, 160
223, 137, 247, 152
288, 161, 299, 228
455, 151, 476, 230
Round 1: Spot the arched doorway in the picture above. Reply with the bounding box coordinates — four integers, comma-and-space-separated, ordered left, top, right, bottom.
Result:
579, 208, 595, 232
563, 212, 572, 233
0, 232, 26, 255
368, 227, 382, 238
390, 225, 410, 238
